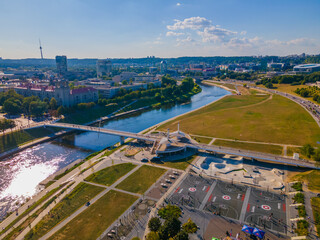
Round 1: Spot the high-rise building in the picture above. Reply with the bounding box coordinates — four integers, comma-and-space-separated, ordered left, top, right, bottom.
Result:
55, 56, 68, 77
160, 60, 167, 74
97, 59, 112, 78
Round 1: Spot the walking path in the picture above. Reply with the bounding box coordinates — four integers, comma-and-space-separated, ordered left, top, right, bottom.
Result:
189, 133, 302, 148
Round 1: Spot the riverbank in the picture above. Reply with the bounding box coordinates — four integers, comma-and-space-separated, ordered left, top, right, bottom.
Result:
0, 105, 152, 161
202, 80, 237, 93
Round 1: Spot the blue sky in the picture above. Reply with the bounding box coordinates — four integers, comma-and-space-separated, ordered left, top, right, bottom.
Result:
0, 0, 319, 58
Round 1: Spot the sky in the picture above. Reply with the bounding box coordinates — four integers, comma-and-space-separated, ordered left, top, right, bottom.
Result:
0, 0, 319, 59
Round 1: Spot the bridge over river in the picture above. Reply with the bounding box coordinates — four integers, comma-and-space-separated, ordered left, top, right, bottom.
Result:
29, 122, 319, 170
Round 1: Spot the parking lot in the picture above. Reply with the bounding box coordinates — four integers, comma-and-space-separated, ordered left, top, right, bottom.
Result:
167, 174, 287, 234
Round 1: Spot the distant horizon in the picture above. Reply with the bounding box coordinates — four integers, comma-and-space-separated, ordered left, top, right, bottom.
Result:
1, 53, 319, 61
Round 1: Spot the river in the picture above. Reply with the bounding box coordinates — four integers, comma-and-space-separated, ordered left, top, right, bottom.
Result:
0, 84, 229, 219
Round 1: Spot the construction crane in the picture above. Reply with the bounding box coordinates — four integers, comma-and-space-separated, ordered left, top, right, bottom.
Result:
39, 39, 44, 59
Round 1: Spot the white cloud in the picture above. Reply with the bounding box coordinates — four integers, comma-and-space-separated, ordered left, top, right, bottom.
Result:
166, 31, 185, 37
197, 26, 237, 43
176, 3, 181, 6
176, 36, 194, 46
162, 16, 320, 56
167, 16, 211, 30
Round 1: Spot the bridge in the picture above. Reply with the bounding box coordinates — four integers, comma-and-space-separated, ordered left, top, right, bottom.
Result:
187, 143, 319, 170
28, 122, 319, 170
38, 122, 161, 144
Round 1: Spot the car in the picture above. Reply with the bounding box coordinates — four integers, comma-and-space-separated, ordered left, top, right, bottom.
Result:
141, 158, 148, 162
85, 201, 91, 207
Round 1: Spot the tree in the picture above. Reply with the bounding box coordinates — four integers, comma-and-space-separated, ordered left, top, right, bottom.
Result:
265, 82, 273, 89
174, 231, 189, 240
181, 77, 194, 92
3, 98, 22, 115
146, 231, 160, 240
22, 96, 39, 116
49, 97, 58, 110
148, 217, 161, 232
158, 204, 181, 220
159, 218, 181, 240
182, 219, 197, 234
57, 106, 67, 116
301, 144, 315, 158
161, 75, 176, 87
29, 101, 48, 117
122, 80, 128, 85
313, 149, 320, 162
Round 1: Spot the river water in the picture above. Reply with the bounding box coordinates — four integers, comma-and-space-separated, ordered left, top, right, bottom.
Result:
0, 84, 229, 219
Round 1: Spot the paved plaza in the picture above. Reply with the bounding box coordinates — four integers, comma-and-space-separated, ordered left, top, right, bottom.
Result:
167, 173, 288, 235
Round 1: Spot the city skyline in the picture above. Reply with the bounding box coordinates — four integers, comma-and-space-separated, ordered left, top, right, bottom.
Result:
0, 0, 320, 59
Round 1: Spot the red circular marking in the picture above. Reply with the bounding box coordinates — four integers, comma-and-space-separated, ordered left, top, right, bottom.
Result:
261, 205, 271, 211
189, 187, 196, 192
222, 195, 231, 200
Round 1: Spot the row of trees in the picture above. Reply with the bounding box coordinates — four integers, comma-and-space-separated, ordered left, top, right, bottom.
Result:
218, 71, 255, 81
0, 90, 58, 117
256, 72, 320, 88
146, 205, 197, 240
294, 86, 320, 103
98, 76, 198, 107
300, 144, 320, 161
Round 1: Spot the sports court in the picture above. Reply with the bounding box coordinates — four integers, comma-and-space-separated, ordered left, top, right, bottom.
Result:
168, 173, 287, 234
245, 188, 287, 233
168, 174, 214, 209
204, 180, 247, 220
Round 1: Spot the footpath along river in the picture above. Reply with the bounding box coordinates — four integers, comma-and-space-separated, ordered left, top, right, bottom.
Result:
0, 84, 229, 219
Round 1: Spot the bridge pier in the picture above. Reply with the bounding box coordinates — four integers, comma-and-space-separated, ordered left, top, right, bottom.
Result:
120, 136, 125, 145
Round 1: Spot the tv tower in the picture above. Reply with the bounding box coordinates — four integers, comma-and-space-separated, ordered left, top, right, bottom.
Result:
39, 39, 44, 59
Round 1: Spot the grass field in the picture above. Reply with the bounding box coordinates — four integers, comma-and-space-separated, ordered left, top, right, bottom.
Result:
116, 165, 166, 194
291, 170, 320, 192
191, 136, 212, 144
85, 163, 137, 186
25, 183, 104, 240
158, 93, 320, 146
311, 197, 320, 237
152, 154, 198, 170
262, 83, 320, 105
48, 190, 138, 240
60, 103, 126, 124
213, 139, 284, 155
0, 127, 58, 153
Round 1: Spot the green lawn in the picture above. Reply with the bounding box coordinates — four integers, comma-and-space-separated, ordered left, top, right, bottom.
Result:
85, 163, 137, 186
292, 170, 320, 192
24, 183, 104, 240
311, 197, 320, 237
191, 136, 212, 144
48, 190, 138, 240
152, 154, 198, 170
287, 146, 312, 160
213, 139, 284, 155
60, 103, 126, 124
0, 127, 58, 153
158, 94, 320, 146
116, 165, 166, 194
